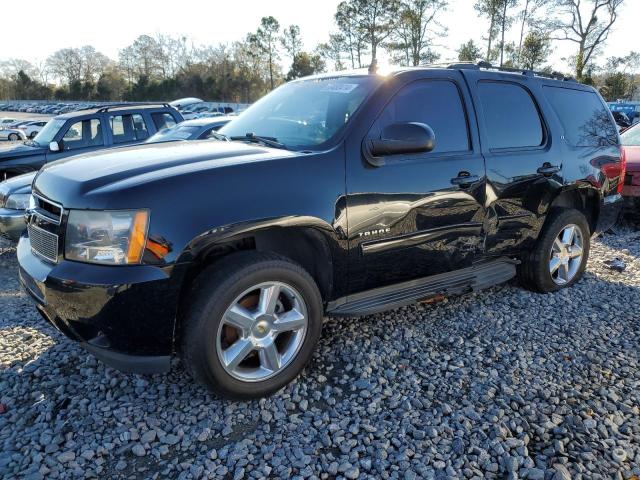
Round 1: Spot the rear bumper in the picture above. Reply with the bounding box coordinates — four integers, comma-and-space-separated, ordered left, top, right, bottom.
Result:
0, 208, 26, 242
17, 235, 182, 374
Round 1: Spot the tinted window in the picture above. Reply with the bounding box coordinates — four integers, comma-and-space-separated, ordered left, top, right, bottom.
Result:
110, 114, 149, 143
152, 113, 177, 131
478, 82, 543, 149
370, 80, 470, 154
62, 119, 103, 150
544, 86, 618, 147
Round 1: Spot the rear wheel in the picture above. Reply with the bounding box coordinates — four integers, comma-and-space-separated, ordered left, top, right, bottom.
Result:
519, 208, 590, 293
8, 133, 18, 141
180, 252, 323, 399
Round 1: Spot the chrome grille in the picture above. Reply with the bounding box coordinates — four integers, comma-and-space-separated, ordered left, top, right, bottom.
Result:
31, 194, 63, 224
28, 223, 59, 263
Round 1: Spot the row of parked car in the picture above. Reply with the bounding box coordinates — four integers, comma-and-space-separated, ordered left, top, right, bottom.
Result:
0, 102, 234, 240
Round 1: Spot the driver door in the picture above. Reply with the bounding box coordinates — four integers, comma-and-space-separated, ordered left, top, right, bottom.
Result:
346, 71, 487, 293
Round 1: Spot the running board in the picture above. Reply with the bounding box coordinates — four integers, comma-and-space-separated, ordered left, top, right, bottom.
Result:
327, 258, 517, 316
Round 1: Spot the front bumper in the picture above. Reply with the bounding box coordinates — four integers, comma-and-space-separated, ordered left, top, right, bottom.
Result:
17, 235, 183, 374
0, 208, 26, 242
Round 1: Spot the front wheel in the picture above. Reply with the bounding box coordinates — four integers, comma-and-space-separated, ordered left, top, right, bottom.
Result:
180, 252, 323, 399
519, 208, 590, 293
8, 133, 19, 141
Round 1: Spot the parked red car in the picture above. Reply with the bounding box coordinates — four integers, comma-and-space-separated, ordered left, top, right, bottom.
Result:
621, 123, 640, 206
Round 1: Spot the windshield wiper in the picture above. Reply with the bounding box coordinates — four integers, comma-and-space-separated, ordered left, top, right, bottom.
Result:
229, 133, 287, 150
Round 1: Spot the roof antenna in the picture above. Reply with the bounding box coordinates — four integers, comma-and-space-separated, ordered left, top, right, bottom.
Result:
368, 59, 378, 75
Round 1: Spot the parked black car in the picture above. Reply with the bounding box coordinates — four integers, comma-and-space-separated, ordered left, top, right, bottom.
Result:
0, 103, 183, 180
18, 63, 624, 399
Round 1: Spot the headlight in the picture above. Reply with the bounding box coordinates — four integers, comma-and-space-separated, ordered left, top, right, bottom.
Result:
65, 209, 149, 265
5, 193, 31, 210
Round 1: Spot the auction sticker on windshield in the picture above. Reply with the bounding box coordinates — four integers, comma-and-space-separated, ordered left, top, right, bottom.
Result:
321, 83, 359, 94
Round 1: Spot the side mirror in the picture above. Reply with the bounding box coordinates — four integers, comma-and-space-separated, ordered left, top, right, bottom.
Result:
49, 141, 60, 152
365, 122, 435, 166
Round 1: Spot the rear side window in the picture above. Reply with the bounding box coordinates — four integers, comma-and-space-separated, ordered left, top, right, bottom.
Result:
477, 81, 544, 150
152, 112, 177, 131
370, 79, 470, 154
110, 114, 149, 143
543, 86, 618, 147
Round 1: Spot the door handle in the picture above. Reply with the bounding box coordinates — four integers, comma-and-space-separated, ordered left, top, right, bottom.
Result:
537, 164, 561, 176
451, 173, 480, 187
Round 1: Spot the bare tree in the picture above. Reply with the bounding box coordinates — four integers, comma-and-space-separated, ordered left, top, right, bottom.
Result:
550, 0, 625, 81
249, 16, 281, 90
46, 48, 84, 85
335, 1, 368, 68
351, 0, 399, 70
475, 0, 502, 62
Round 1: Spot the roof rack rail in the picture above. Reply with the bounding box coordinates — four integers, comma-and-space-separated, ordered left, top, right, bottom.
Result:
93, 102, 173, 113
445, 61, 576, 82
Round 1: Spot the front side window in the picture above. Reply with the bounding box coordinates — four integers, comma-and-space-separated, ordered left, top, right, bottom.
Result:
368, 79, 470, 155
32, 118, 66, 146
219, 76, 383, 151
62, 119, 103, 150
544, 86, 618, 147
110, 114, 149, 143
478, 81, 544, 150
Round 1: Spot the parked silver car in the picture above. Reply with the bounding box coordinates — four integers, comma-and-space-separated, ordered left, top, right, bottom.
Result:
0, 172, 34, 241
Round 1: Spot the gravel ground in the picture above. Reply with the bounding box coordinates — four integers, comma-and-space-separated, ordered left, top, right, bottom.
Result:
1, 218, 640, 480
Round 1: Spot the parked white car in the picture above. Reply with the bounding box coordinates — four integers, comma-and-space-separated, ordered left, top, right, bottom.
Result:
0, 118, 17, 129
17, 120, 48, 139
0, 128, 26, 141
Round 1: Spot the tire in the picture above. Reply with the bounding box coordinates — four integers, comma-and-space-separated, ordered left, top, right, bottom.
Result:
8, 133, 18, 141
519, 208, 590, 293
29, 131, 37, 139
180, 251, 323, 399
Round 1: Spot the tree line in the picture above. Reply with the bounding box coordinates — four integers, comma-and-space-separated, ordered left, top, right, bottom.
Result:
0, 0, 637, 103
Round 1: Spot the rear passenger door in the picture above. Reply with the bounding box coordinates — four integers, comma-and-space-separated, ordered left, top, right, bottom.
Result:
461, 70, 564, 256
346, 71, 487, 293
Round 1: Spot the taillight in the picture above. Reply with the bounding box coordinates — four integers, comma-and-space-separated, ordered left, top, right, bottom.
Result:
618, 147, 627, 194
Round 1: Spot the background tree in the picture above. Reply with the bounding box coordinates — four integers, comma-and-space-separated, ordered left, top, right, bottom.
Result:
316, 34, 348, 71
519, 31, 552, 69
387, 0, 447, 66
250, 16, 281, 90
550, 0, 625, 81
287, 52, 326, 80
281, 25, 303, 58
497, 0, 518, 66
457, 40, 483, 62
351, 0, 399, 70
474, 0, 501, 62
335, 1, 368, 68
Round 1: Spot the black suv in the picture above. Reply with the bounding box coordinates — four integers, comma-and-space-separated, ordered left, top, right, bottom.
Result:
18, 63, 623, 399
0, 104, 183, 180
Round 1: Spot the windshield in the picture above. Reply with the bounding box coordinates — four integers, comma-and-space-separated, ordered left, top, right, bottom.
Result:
148, 125, 200, 143
219, 76, 382, 151
32, 118, 66, 146
621, 123, 640, 146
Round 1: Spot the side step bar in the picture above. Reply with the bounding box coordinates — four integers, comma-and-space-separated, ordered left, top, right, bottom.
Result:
326, 258, 517, 317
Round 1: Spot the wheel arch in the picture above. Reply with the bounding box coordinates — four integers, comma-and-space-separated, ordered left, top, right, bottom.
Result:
174, 217, 340, 337
546, 184, 600, 234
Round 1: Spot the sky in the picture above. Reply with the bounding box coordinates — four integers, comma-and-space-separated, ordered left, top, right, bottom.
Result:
2, 0, 638, 73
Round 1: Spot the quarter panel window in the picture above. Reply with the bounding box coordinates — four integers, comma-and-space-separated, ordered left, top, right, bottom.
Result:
370, 79, 470, 155
477, 81, 544, 149
543, 86, 618, 147
152, 113, 177, 131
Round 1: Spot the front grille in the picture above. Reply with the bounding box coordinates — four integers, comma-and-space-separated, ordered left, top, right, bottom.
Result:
28, 223, 59, 263
32, 194, 63, 224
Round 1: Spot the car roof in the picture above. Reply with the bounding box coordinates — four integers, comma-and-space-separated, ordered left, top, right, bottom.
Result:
299, 61, 582, 89
177, 117, 233, 127
55, 104, 175, 120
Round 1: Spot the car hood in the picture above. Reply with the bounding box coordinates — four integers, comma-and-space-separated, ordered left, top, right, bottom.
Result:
624, 146, 640, 172
0, 171, 36, 196
34, 140, 297, 207
0, 142, 45, 160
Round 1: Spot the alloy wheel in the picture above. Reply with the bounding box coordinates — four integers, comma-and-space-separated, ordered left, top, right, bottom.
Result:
549, 224, 584, 285
216, 281, 308, 382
